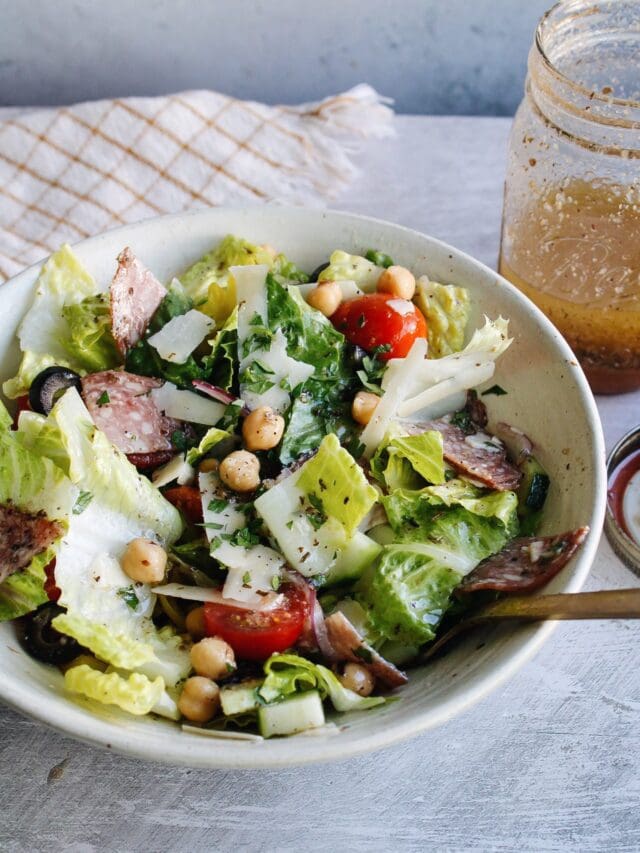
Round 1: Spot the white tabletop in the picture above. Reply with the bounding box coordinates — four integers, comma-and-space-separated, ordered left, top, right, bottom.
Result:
3, 116, 639, 853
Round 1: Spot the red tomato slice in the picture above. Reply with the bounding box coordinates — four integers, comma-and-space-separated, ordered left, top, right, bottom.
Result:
331, 292, 427, 360
163, 485, 203, 525
203, 583, 309, 661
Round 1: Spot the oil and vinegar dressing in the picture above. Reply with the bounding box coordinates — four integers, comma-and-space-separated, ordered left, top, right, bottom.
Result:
500, 180, 640, 393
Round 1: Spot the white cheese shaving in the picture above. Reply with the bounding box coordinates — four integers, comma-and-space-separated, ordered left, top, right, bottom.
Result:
147, 309, 214, 364
387, 298, 414, 316
219, 544, 285, 604
151, 454, 195, 488
241, 329, 314, 414
151, 382, 226, 426
234, 263, 270, 355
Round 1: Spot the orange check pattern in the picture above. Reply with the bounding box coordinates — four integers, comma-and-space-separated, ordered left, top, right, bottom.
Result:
0, 85, 393, 280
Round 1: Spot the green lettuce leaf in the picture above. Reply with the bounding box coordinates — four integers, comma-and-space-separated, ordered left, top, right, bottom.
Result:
61, 293, 120, 372
3, 244, 97, 398
202, 306, 238, 392
318, 249, 382, 290
185, 426, 234, 467
296, 434, 377, 537
414, 279, 471, 358
357, 547, 463, 646
264, 274, 357, 464
0, 401, 74, 620
259, 653, 384, 712
64, 664, 165, 716
371, 428, 445, 490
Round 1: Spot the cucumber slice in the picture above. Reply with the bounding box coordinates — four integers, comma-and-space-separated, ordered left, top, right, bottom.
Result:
320, 532, 382, 587
220, 679, 262, 717
258, 691, 325, 738
517, 455, 550, 534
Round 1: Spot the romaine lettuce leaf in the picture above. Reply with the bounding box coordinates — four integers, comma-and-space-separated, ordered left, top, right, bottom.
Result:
414, 278, 471, 358
296, 434, 377, 537
202, 307, 238, 392
370, 428, 445, 490
3, 244, 97, 398
185, 426, 233, 467
357, 547, 463, 646
61, 293, 120, 372
0, 401, 74, 620
318, 250, 382, 291
64, 663, 165, 716
259, 653, 384, 712
180, 236, 274, 322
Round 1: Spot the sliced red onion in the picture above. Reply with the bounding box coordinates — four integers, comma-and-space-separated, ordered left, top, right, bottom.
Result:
192, 380, 247, 413
285, 570, 337, 660
311, 598, 338, 661
494, 422, 533, 465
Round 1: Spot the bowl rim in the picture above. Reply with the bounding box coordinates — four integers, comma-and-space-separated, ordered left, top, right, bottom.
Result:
0, 205, 608, 768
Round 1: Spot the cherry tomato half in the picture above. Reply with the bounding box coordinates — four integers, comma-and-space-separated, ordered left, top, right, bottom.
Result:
203, 583, 309, 661
163, 485, 204, 525
331, 292, 427, 360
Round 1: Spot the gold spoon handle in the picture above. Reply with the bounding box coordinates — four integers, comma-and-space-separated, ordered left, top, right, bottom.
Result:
475, 588, 640, 621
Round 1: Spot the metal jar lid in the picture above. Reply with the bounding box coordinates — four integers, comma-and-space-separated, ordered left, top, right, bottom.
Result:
605, 425, 640, 576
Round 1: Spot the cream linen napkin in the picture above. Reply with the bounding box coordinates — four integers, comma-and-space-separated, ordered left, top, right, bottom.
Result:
0, 85, 393, 281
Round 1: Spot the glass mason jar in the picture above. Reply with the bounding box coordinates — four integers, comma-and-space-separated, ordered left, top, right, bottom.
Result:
499, 0, 640, 393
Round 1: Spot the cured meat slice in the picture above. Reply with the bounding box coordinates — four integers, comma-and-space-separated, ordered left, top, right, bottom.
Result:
407, 418, 522, 491
0, 504, 63, 584
110, 247, 166, 356
126, 449, 176, 470
324, 611, 408, 688
455, 527, 589, 595
82, 370, 181, 455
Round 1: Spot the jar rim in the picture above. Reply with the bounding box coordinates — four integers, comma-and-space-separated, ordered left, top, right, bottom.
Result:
535, 0, 640, 110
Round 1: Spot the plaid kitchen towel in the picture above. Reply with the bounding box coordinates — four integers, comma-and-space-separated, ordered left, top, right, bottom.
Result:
0, 85, 393, 280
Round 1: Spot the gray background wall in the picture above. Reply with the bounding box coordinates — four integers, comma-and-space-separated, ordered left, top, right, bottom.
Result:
1, 0, 551, 115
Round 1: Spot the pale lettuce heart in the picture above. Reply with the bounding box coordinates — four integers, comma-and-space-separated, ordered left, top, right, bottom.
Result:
3, 245, 98, 398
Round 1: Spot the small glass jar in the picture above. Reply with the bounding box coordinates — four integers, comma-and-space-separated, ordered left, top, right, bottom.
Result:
499, 0, 640, 393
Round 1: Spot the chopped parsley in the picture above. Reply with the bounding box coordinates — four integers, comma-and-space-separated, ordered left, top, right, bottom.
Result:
450, 410, 475, 434
72, 490, 94, 515
306, 493, 327, 530
207, 498, 229, 513
365, 248, 394, 268
242, 571, 252, 586
171, 430, 188, 452
271, 575, 281, 591
96, 391, 110, 407
482, 384, 508, 397
241, 360, 276, 395
117, 585, 140, 610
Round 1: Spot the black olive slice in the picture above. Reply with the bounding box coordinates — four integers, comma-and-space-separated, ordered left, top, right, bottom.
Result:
309, 262, 330, 281
22, 602, 82, 665
28, 367, 82, 415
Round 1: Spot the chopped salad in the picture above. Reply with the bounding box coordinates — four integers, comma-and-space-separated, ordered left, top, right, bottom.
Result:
0, 236, 588, 739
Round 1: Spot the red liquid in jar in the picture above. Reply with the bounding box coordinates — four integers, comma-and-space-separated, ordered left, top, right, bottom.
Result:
607, 449, 640, 543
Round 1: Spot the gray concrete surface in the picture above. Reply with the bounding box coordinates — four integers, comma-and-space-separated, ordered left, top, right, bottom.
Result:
0, 0, 551, 114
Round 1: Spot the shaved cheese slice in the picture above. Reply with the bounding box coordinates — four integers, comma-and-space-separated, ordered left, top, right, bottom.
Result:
360, 337, 428, 458
151, 454, 195, 488
398, 361, 495, 418
218, 543, 285, 604
147, 309, 214, 364
234, 263, 270, 355
199, 471, 245, 545
152, 583, 283, 611
151, 382, 226, 426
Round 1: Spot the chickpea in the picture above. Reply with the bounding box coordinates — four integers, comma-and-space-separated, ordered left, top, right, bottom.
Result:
339, 662, 376, 697
377, 265, 416, 300
190, 636, 236, 681
351, 391, 380, 426
242, 406, 285, 452
198, 457, 219, 474
219, 450, 261, 493
185, 606, 206, 640
178, 676, 221, 723
306, 281, 342, 317
121, 538, 167, 584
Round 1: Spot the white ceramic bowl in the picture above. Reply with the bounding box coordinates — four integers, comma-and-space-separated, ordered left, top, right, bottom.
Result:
0, 207, 606, 768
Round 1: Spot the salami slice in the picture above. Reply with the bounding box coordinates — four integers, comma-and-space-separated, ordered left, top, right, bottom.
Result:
324, 611, 408, 688
0, 503, 63, 584
110, 247, 166, 356
82, 370, 181, 455
455, 526, 589, 595
407, 419, 522, 491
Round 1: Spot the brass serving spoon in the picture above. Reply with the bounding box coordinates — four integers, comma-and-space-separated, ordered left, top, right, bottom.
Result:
417, 589, 640, 663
